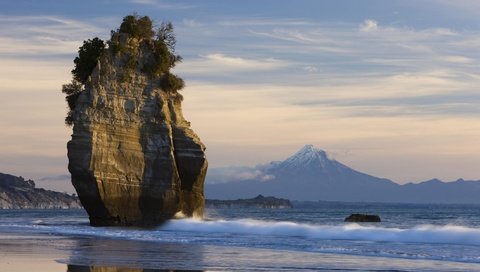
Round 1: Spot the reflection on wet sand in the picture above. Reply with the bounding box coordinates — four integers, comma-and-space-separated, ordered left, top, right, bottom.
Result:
67, 264, 203, 272
65, 238, 206, 271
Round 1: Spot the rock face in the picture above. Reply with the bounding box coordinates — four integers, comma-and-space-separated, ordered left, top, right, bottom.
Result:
345, 214, 381, 222
0, 173, 81, 209
206, 195, 293, 209
67, 34, 207, 226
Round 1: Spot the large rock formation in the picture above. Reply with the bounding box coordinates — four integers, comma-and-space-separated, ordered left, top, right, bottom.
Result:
0, 173, 81, 209
67, 18, 207, 226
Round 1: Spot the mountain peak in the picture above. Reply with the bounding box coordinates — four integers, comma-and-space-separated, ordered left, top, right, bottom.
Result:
293, 144, 328, 159
279, 145, 333, 170
298, 144, 326, 155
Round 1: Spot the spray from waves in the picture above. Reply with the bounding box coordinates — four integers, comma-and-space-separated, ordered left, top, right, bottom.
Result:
162, 218, 480, 246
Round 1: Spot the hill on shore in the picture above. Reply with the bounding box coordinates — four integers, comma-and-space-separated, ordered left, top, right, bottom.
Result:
0, 173, 81, 209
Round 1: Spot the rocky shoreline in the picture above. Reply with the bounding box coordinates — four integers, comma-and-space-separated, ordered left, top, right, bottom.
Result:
206, 195, 292, 209
0, 173, 81, 209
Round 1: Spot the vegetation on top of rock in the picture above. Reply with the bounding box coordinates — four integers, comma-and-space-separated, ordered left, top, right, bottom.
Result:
72, 38, 106, 84
61, 14, 184, 126
119, 15, 155, 40
161, 72, 185, 93
157, 22, 178, 55
110, 15, 182, 77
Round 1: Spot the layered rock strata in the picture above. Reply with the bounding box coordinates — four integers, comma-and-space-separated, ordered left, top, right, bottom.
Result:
67, 34, 207, 226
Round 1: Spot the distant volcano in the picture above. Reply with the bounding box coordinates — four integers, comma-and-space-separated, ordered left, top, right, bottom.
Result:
206, 145, 480, 203
262, 144, 377, 180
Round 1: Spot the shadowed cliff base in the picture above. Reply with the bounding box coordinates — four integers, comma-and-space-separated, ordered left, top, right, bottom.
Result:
65, 14, 207, 226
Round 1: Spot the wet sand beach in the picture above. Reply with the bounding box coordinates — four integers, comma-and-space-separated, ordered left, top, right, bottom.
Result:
2, 231, 480, 271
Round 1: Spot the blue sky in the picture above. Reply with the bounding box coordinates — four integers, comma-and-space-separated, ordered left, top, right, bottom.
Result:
1, 0, 479, 192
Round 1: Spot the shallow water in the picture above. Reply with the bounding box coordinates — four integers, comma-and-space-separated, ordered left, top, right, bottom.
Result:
1, 202, 480, 271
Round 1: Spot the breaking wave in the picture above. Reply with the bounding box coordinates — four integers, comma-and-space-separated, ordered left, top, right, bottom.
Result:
162, 218, 480, 246
3, 217, 480, 248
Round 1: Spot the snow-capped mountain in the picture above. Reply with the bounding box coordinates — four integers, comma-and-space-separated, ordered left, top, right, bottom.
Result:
205, 145, 480, 203
279, 144, 330, 169
275, 145, 345, 172
264, 144, 354, 177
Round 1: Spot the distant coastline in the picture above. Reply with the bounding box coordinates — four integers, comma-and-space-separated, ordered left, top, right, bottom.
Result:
0, 173, 81, 209
206, 195, 292, 209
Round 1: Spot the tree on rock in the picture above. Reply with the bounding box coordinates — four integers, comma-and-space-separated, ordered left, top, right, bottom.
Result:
61, 14, 183, 126
119, 15, 155, 40
72, 38, 105, 84
61, 80, 83, 126
62, 37, 105, 126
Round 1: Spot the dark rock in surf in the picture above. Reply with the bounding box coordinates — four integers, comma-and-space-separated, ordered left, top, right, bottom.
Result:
345, 213, 381, 222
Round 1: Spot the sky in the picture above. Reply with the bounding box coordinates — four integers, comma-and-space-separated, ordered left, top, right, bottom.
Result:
0, 0, 479, 193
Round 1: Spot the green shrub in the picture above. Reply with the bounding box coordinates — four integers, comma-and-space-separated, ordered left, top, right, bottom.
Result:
107, 31, 125, 55
72, 37, 105, 84
62, 80, 83, 126
61, 80, 83, 97
119, 15, 154, 40
125, 54, 137, 71
114, 15, 182, 76
64, 38, 104, 126
121, 54, 138, 82
147, 40, 171, 75
161, 72, 185, 92
157, 21, 182, 69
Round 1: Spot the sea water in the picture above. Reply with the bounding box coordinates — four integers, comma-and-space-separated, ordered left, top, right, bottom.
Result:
1, 202, 480, 271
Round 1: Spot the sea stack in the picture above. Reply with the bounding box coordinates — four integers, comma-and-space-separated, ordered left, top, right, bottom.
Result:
65, 15, 207, 226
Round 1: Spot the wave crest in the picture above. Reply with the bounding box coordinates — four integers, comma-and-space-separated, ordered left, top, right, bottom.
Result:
163, 218, 480, 246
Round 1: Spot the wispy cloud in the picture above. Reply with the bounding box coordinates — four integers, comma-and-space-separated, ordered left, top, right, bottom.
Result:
183, 19, 202, 28
206, 166, 274, 184
177, 53, 288, 74
203, 54, 285, 70
439, 55, 474, 64
360, 19, 379, 32
219, 18, 313, 27
432, 28, 457, 36
130, 0, 195, 9
0, 15, 108, 57
303, 66, 319, 73
249, 29, 353, 53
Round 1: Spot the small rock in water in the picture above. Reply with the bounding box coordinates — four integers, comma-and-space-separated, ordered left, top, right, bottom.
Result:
345, 213, 381, 222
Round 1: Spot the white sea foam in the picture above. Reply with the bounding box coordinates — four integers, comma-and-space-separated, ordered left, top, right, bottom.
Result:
162, 218, 480, 246
6, 217, 480, 247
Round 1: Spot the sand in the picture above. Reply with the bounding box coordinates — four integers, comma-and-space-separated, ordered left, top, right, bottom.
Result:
2, 231, 480, 271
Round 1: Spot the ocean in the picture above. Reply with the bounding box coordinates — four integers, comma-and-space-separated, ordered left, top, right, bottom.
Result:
1, 202, 480, 271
